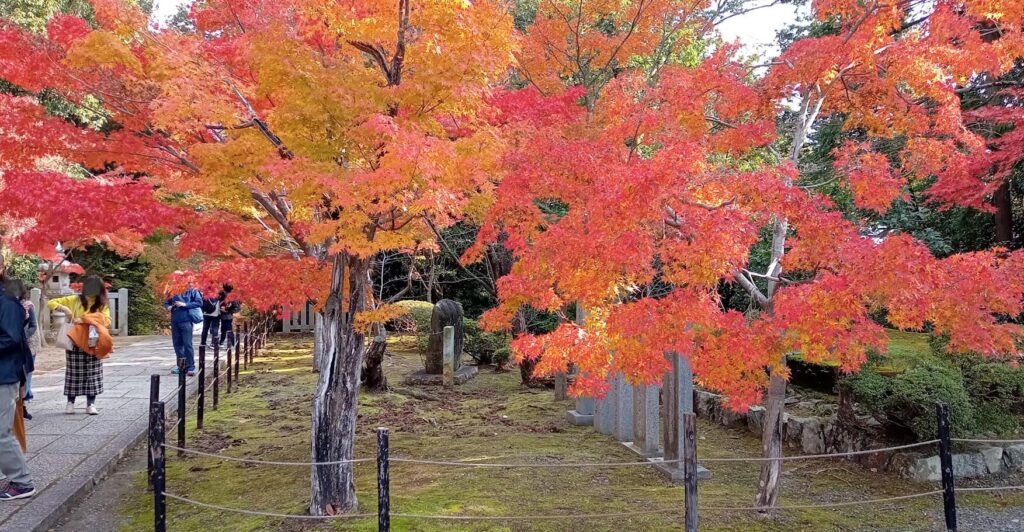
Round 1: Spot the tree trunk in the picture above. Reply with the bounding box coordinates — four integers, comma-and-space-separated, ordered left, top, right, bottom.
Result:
363, 327, 388, 392
310, 253, 370, 515
994, 179, 1013, 245
755, 357, 787, 512
312, 311, 329, 373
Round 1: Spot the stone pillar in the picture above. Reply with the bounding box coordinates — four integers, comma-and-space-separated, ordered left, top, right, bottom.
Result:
594, 376, 616, 435
442, 326, 455, 388
657, 353, 710, 480
631, 383, 661, 457
117, 288, 129, 336
613, 373, 634, 442
566, 303, 595, 425
567, 396, 595, 425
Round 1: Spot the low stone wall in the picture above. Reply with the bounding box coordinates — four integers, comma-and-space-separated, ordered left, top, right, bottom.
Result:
694, 389, 1024, 482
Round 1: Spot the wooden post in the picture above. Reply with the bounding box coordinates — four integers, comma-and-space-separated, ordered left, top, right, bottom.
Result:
177, 359, 186, 457
377, 427, 391, 532
224, 331, 232, 394
683, 412, 698, 532
442, 325, 455, 388
213, 341, 220, 410
197, 345, 205, 430
150, 401, 166, 532
937, 402, 957, 532
241, 322, 248, 370
244, 323, 250, 367
148, 374, 159, 490
234, 326, 241, 382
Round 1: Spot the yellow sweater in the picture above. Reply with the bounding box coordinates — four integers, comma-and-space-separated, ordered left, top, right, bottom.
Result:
48, 295, 111, 321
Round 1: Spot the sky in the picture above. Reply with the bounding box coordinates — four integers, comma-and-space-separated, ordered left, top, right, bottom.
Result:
150, 0, 807, 57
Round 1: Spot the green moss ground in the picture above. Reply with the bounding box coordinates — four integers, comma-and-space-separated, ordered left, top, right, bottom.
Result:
117, 334, 1022, 531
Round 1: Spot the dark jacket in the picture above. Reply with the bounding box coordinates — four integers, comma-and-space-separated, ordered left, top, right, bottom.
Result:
0, 295, 27, 385
220, 300, 241, 321
166, 288, 203, 325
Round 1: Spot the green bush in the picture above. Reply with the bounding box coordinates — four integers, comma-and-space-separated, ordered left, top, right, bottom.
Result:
845, 365, 976, 440
956, 356, 1024, 434
463, 318, 510, 365
393, 300, 433, 332
493, 345, 512, 367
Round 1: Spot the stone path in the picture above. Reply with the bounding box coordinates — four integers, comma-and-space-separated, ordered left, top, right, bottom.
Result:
0, 335, 189, 531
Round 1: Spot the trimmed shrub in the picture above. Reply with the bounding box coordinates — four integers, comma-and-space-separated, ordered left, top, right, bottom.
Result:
463, 318, 510, 365
845, 364, 976, 440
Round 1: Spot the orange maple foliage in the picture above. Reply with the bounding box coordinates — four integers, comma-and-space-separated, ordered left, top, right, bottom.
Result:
473, 0, 1024, 410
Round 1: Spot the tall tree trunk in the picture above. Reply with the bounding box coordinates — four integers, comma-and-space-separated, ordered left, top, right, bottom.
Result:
754, 216, 789, 512
310, 253, 370, 515
755, 356, 787, 511
994, 179, 1013, 245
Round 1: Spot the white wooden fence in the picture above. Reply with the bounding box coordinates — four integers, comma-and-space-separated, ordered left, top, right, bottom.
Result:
31, 287, 130, 337
282, 301, 315, 333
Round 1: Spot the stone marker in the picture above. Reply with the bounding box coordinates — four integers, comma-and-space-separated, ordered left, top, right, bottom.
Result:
425, 299, 463, 374
629, 383, 661, 457
403, 300, 478, 386
594, 377, 616, 435
567, 395, 595, 425
566, 304, 595, 424
656, 353, 710, 481
442, 326, 455, 388
613, 373, 634, 442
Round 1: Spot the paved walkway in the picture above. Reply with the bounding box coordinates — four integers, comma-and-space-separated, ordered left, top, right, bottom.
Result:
0, 336, 188, 531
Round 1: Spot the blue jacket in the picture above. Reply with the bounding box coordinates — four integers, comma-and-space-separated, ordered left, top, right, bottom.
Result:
0, 296, 27, 385
166, 289, 203, 325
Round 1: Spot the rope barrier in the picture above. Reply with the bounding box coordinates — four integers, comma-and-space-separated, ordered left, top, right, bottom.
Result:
165, 490, 951, 520
388, 508, 680, 521
161, 443, 374, 465
163, 492, 678, 520
698, 440, 940, 462
163, 493, 374, 519
389, 457, 681, 468
959, 485, 1024, 493
952, 438, 1024, 444
698, 490, 944, 511
385, 440, 939, 467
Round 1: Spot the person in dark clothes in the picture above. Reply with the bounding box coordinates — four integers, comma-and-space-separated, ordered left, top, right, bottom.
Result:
0, 281, 34, 500
217, 285, 240, 349
200, 284, 232, 347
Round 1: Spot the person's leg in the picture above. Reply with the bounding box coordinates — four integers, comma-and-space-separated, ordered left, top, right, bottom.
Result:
201, 316, 213, 346
219, 319, 230, 346
24, 363, 32, 401
0, 383, 32, 489
210, 316, 221, 346
171, 321, 186, 371
180, 322, 196, 372
86, 395, 96, 406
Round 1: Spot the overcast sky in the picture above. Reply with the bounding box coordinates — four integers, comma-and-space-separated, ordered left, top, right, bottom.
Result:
151, 0, 807, 57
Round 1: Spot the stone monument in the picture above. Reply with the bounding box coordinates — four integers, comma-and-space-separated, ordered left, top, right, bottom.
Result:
404, 299, 478, 386
425, 299, 464, 374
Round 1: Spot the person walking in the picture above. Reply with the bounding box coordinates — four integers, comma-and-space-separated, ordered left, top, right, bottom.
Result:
0, 280, 34, 500
7, 281, 35, 420
166, 279, 203, 376
200, 285, 227, 348
217, 284, 239, 349
48, 276, 110, 415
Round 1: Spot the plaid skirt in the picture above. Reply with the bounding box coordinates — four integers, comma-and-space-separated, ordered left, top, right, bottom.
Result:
65, 346, 104, 397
